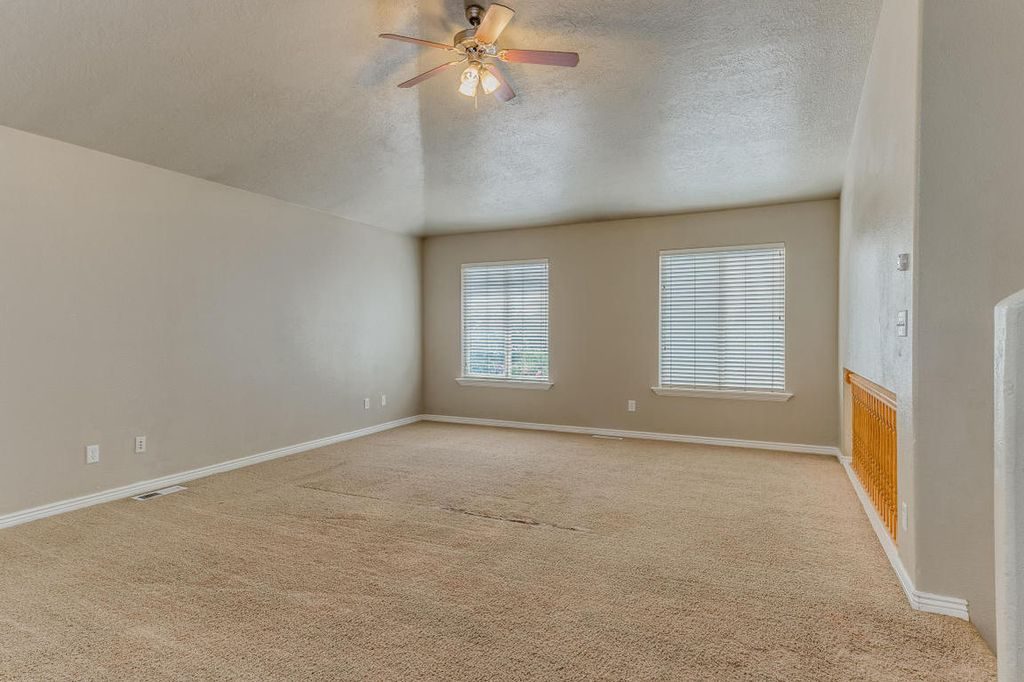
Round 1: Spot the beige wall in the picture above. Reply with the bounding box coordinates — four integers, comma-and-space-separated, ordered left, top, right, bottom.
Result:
0, 126, 421, 515
841, 0, 1024, 650
423, 200, 839, 446
912, 0, 1024, 649
838, 0, 921, 577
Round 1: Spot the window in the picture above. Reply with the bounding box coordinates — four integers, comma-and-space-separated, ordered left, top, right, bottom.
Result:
656, 244, 788, 399
460, 259, 550, 387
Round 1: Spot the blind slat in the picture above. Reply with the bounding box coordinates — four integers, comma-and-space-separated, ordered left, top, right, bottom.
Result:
659, 246, 785, 392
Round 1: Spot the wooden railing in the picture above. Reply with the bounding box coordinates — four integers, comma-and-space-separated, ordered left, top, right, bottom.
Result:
845, 369, 898, 542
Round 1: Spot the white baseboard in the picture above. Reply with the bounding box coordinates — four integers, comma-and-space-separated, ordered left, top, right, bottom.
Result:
0, 415, 420, 530
837, 455, 970, 621
2, 413, 835, 529
2, 412, 971, 625
420, 414, 843, 457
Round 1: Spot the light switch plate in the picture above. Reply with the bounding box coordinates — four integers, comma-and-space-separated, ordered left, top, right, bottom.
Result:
896, 253, 910, 271
85, 444, 100, 464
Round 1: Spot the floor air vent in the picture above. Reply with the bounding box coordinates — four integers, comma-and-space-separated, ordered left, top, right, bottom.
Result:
131, 485, 187, 501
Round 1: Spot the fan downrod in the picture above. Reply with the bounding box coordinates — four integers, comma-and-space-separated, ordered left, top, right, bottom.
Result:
466, 5, 484, 26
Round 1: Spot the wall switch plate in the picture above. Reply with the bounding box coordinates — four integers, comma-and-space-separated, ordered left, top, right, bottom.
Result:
85, 444, 100, 464
627, 400, 637, 412
896, 310, 909, 337
896, 253, 910, 271
380, 394, 387, 407
363, 398, 371, 410
901, 502, 909, 531
135, 436, 147, 454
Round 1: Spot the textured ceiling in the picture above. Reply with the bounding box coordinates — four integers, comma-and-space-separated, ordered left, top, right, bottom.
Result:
0, 1, 880, 234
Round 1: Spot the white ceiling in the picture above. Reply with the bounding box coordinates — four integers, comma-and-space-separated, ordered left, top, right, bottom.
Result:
0, 1, 880, 235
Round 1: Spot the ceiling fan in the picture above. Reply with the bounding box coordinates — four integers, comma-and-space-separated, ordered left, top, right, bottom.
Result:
380, 3, 580, 103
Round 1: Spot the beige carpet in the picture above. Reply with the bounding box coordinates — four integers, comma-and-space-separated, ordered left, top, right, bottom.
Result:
0, 423, 995, 680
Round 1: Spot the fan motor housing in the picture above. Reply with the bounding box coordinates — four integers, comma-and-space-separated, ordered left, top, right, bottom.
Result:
453, 28, 477, 47
453, 28, 498, 57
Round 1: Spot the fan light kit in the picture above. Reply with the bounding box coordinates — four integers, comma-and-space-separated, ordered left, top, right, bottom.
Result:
380, 3, 580, 104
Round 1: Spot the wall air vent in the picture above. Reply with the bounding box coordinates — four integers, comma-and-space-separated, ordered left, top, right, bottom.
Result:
131, 485, 187, 501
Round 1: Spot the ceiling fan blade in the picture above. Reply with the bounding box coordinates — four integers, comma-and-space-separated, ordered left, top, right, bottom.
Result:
499, 49, 579, 67
397, 60, 464, 88
482, 64, 516, 103
475, 4, 515, 44
379, 33, 455, 51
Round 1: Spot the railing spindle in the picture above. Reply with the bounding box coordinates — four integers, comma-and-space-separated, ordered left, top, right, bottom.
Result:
845, 370, 898, 542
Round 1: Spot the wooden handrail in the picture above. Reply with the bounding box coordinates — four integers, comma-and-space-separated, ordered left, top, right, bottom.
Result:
844, 368, 896, 408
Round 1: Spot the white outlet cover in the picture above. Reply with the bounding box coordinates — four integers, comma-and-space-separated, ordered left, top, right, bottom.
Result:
627, 400, 637, 412
381, 394, 387, 407
363, 398, 371, 409
135, 436, 147, 453
85, 444, 100, 464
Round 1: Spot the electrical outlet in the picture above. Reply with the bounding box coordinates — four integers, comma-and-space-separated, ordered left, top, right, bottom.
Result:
85, 444, 100, 464
380, 394, 387, 407
627, 400, 637, 412
896, 310, 908, 337
363, 398, 371, 410
901, 502, 909, 531
135, 436, 147, 454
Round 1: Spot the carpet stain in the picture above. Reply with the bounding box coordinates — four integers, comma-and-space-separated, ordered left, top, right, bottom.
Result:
442, 505, 590, 532
302, 482, 589, 532
298, 484, 385, 501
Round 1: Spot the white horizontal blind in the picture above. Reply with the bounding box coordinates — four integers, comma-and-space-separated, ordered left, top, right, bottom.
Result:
660, 245, 785, 392
462, 260, 549, 381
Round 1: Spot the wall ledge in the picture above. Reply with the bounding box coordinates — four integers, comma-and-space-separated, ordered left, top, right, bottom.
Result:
995, 288, 1024, 674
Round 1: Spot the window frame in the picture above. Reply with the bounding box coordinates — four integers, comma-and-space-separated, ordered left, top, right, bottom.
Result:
653, 243, 791, 402
458, 258, 553, 390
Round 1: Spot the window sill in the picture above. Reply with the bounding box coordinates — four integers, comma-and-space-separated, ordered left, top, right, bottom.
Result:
456, 377, 553, 390
650, 386, 793, 402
